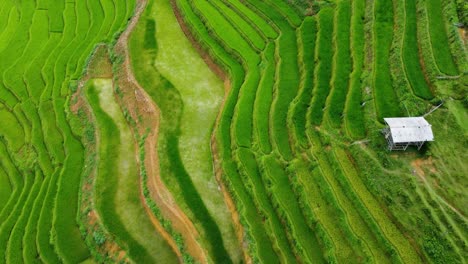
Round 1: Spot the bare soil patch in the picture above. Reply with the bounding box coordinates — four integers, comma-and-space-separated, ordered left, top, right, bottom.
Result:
458, 27, 467, 45
411, 157, 437, 183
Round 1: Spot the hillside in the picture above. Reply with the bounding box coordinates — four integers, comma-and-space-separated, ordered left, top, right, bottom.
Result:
0, 0, 466, 263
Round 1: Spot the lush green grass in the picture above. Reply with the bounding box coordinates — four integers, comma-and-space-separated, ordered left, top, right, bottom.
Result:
324, 0, 352, 128
402, 0, 433, 99
188, 2, 330, 262
193, 0, 258, 62
349, 112, 467, 263
39, 3, 89, 262
36, 170, 61, 264
0, 167, 11, 213
271, 29, 300, 160
290, 17, 317, 149
424, 108, 468, 218
0, 0, 466, 263
0, 108, 25, 153
175, 0, 243, 72
151, 0, 241, 260
236, 148, 297, 263
175, 2, 457, 263
87, 80, 178, 263
344, 0, 366, 139
174, 1, 282, 262
0, 140, 23, 225
446, 100, 468, 133
425, 0, 459, 76
130, 3, 235, 261
208, 0, 266, 50
52, 0, 135, 261
52, 108, 90, 263
222, 161, 280, 263
307, 131, 398, 263
38, 101, 66, 161
87, 82, 152, 263
0, 8, 20, 59
20, 100, 53, 176
23, 171, 49, 263
252, 1, 300, 160
253, 42, 275, 153
0, 3, 14, 37
188, 0, 260, 156
244, 0, 301, 160
0, 159, 32, 263
309, 7, 334, 126
164, 134, 233, 263
261, 155, 325, 263
333, 147, 423, 263
0, 0, 138, 262
0, 3, 95, 263
291, 157, 369, 263
268, 0, 302, 27
6, 171, 42, 264
223, 0, 278, 40
3, 9, 48, 101
233, 70, 261, 149
373, 0, 401, 120
42, 0, 65, 32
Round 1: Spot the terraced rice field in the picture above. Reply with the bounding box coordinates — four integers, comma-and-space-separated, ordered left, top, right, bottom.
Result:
0, 0, 466, 263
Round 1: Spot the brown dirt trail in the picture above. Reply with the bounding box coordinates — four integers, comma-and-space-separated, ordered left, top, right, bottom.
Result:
112, 0, 208, 262
71, 49, 129, 263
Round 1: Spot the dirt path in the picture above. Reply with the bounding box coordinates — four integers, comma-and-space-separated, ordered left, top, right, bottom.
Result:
211, 80, 252, 264
71, 48, 129, 263
168, 1, 251, 262
111, 0, 208, 262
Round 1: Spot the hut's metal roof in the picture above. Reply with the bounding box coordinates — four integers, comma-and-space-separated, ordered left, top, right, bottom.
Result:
384, 117, 434, 143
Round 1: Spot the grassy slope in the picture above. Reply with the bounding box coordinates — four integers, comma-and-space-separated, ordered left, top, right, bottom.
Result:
0, 0, 465, 263
425, 107, 468, 216
129, 1, 234, 262
373, 0, 401, 121
0, 167, 11, 212
0, 0, 138, 262
150, 1, 241, 261
425, 0, 459, 75
173, 0, 293, 262
344, 0, 366, 139
87, 79, 178, 263
349, 0, 467, 256
324, 0, 352, 129
401, 0, 433, 99
309, 7, 334, 126
183, 0, 326, 261
290, 17, 316, 149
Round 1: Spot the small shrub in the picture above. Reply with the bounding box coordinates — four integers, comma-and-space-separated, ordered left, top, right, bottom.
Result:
93, 230, 106, 246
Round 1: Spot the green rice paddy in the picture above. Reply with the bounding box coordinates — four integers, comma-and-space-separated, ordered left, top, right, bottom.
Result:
0, 0, 466, 263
